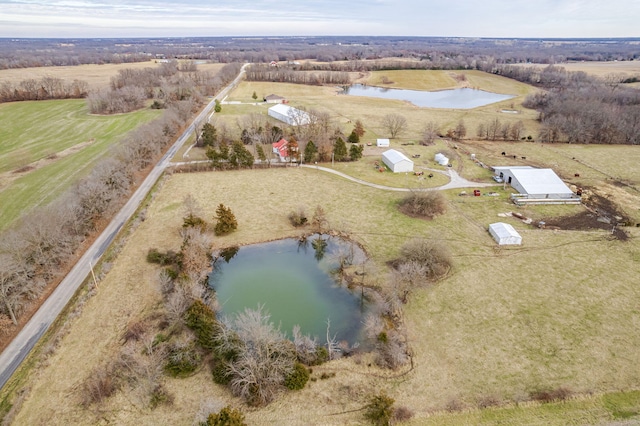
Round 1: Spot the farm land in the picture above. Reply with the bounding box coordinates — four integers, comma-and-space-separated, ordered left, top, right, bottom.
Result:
2, 63, 640, 425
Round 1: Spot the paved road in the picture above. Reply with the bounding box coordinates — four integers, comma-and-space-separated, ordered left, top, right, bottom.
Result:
0, 64, 249, 391
300, 164, 498, 191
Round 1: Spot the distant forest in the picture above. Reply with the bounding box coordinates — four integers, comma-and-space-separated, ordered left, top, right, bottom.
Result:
1, 36, 639, 69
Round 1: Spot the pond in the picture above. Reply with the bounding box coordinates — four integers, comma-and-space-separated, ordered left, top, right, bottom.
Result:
209, 235, 367, 345
342, 84, 515, 109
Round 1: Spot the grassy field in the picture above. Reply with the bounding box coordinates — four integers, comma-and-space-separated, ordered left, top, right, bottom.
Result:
0, 99, 160, 230
0, 61, 226, 90
8, 163, 640, 425
515, 60, 640, 78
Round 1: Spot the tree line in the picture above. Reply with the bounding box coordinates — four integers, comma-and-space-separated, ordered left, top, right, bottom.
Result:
0, 77, 88, 103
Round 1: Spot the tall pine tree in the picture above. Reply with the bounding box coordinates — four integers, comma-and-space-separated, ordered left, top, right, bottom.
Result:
214, 204, 238, 236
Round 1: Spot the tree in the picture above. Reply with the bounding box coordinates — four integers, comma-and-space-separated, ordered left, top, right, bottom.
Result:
229, 141, 254, 169
251, 91, 258, 100
333, 137, 348, 162
510, 120, 525, 141
214, 204, 238, 236
214, 99, 222, 113
381, 114, 407, 138
354, 119, 366, 138
201, 123, 217, 147
347, 130, 360, 144
304, 140, 317, 163
421, 121, 439, 145
454, 120, 467, 140
349, 144, 364, 161
256, 144, 267, 163
364, 392, 395, 426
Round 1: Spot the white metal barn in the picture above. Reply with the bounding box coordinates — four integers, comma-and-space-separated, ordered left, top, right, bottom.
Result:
382, 149, 414, 173
377, 138, 390, 147
268, 104, 311, 126
488, 222, 522, 245
434, 153, 449, 166
492, 166, 575, 199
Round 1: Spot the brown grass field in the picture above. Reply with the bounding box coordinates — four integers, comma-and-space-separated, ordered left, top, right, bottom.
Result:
5, 67, 640, 425
514, 60, 640, 78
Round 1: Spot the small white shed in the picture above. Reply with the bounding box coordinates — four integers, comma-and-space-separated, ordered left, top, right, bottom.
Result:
488, 222, 522, 245
377, 138, 390, 147
382, 149, 414, 173
434, 153, 449, 166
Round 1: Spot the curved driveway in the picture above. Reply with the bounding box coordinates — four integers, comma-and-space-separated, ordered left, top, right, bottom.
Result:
300, 164, 498, 191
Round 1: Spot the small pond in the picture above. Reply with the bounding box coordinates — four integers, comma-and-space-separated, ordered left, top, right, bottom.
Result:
342, 84, 515, 109
209, 235, 367, 344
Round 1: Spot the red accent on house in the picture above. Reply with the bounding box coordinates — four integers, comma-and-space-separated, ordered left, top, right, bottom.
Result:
272, 138, 289, 158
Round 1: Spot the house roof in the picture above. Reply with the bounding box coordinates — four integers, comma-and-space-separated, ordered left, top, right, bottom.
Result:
382, 149, 412, 165
272, 138, 289, 158
265, 94, 285, 100
510, 168, 573, 195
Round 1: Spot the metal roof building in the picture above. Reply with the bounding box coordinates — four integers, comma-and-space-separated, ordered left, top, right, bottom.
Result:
268, 104, 311, 126
493, 166, 575, 199
382, 149, 414, 173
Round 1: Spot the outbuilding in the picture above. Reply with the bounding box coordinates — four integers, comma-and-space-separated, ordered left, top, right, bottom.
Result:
434, 153, 449, 166
264, 94, 286, 104
492, 166, 577, 201
488, 222, 522, 245
376, 138, 390, 147
382, 149, 414, 173
268, 104, 311, 126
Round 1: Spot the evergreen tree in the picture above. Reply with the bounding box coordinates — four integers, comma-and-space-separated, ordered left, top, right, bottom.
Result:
256, 144, 267, 162
347, 130, 360, 144
333, 137, 348, 162
229, 141, 254, 169
214, 204, 238, 236
252, 91, 258, 100
205, 405, 247, 426
214, 99, 222, 113
304, 140, 317, 163
349, 144, 364, 161
201, 123, 217, 147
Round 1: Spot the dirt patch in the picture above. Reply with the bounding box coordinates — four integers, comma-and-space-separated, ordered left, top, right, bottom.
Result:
542, 189, 631, 241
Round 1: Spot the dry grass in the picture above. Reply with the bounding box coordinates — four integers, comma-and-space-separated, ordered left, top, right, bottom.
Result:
514, 61, 640, 78
9, 163, 640, 425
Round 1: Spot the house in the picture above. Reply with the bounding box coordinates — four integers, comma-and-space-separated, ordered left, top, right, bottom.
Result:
488, 222, 522, 245
492, 166, 580, 204
434, 153, 449, 166
268, 104, 311, 126
377, 138, 390, 147
272, 138, 289, 161
264, 94, 286, 104
269, 61, 278, 67
382, 149, 414, 173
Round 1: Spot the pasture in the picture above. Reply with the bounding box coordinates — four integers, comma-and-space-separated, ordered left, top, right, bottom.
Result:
0, 99, 160, 230
9, 164, 640, 425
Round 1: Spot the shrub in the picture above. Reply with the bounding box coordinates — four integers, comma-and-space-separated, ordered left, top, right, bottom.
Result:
288, 207, 308, 227
364, 392, 395, 426
81, 364, 120, 406
315, 346, 330, 365
184, 300, 219, 350
530, 387, 573, 403
147, 248, 179, 265
183, 213, 208, 232
211, 358, 232, 385
392, 406, 414, 422
204, 405, 247, 426
395, 238, 452, 282
121, 320, 148, 343
284, 362, 310, 390
398, 191, 446, 219
477, 394, 501, 408
164, 342, 201, 377
149, 384, 174, 409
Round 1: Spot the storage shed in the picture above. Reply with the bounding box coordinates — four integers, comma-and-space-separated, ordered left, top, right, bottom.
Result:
268, 104, 311, 126
434, 153, 449, 166
488, 222, 522, 245
382, 149, 414, 173
264, 94, 287, 104
377, 138, 390, 147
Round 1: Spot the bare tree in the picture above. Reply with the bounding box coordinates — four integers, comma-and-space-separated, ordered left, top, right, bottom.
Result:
421, 121, 439, 145
381, 113, 407, 138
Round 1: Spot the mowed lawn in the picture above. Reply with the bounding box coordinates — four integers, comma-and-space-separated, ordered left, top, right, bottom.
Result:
11, 165, 640, 425
0, 99, 160, 230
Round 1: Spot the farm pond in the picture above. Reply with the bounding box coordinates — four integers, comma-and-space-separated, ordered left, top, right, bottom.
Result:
342, 84, 515, 109
208, 234, 368, 344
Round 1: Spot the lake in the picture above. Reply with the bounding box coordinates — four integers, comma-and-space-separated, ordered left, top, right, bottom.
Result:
209, 235, 367, 344
342, 84, 515, 109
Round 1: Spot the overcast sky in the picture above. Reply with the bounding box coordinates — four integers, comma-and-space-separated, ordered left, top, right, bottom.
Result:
0, 0, 638, 39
